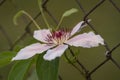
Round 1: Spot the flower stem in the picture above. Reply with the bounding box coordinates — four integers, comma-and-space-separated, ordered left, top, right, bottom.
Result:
56, 16, 63, 30
38, 2, 50, 29
22, 11, 40, 29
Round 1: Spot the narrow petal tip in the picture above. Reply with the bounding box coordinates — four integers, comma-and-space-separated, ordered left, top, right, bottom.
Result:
11, 58, 15, 61
11, 58, 19, 61
70, 19, 91, 36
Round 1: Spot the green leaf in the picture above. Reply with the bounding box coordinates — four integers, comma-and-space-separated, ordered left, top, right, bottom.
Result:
36, 54, 59, 80
0, 51, 16, 68
8, 59, 32, 80
56, 8, 78, 29
27, 69, 38, 80
62, 8, 78, 17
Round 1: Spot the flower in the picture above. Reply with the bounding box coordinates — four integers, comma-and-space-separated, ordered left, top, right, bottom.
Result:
12, 21, 104, 61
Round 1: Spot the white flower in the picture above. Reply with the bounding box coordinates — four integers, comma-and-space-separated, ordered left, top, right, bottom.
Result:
12, 21, 104, 61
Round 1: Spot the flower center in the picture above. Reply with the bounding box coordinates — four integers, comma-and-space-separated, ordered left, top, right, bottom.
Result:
46, 30, 70, 45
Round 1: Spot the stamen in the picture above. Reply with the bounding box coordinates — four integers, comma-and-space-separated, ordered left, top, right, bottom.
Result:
45, 29, 70, 45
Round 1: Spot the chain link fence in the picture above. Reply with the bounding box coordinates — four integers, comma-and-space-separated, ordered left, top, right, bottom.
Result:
0, 0, 120, 80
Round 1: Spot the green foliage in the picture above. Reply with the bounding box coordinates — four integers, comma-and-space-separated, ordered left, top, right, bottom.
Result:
13, 10, 24, 25
62, 8, 78, 18
0, 51, 16, 68
56, 8, 78, 29
38, 0, 50, 29
13, 10, 40, 29
27, 69, 38, 80
8, 59, 32, 80
36, 54, 60, 80
38, 0, 42, 8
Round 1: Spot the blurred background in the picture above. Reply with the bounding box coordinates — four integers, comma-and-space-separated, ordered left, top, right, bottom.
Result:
0, 0, 120, 80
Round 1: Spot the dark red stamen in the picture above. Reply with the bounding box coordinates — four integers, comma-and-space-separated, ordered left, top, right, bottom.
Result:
45, 29, 70, 45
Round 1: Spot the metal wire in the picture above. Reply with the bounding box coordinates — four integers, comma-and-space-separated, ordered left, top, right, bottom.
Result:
0, 0, 120, 80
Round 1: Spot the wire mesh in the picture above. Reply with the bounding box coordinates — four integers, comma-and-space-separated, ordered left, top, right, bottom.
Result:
0, 0, 120, 80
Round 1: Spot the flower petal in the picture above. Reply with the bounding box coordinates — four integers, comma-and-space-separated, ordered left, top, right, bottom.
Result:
70, 21, 84, 36
66, 32, 104, 48
70, 19, 91, 36
43, 44, 68, 61
33, 29, 51, 43
12, 43, 54, 60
